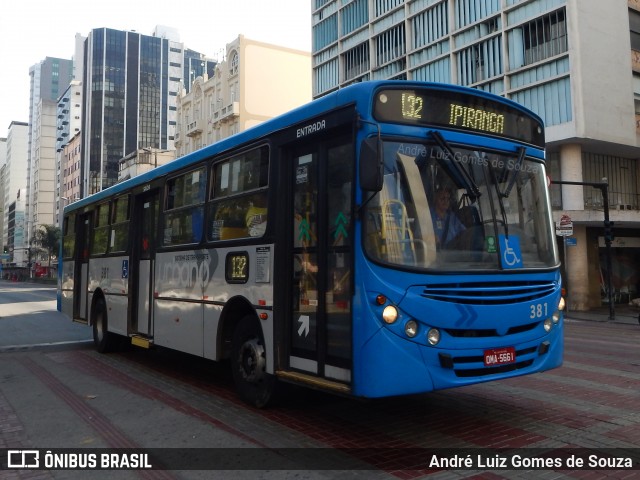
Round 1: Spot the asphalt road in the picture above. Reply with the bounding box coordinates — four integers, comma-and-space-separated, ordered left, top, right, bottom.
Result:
0, 281, 92, 350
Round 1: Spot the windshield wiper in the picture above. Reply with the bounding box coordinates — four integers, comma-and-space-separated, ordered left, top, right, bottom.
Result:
429, 131, 482, 200
487, 165, 509, 238
501, 147, 526, 198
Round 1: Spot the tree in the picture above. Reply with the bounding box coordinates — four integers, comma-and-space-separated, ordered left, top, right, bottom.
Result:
32, 225, 61, 267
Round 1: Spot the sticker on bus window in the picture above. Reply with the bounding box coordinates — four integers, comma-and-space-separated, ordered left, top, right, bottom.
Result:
499, 234, 522, 269
296, 166, 308, 184
122, 260, 129, 279
211, 220, 223, 240
256, 247, 270, 283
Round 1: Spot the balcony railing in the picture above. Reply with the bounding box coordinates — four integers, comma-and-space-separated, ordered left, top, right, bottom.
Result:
584, 191, 640, 211
186, 119, 202, 137
212, 102, 240, 124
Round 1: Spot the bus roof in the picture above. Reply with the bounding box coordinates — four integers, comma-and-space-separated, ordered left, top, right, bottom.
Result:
64, 80, 542, 214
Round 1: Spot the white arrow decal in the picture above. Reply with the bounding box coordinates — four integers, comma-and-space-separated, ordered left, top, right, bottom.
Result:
297, 315, 310, 337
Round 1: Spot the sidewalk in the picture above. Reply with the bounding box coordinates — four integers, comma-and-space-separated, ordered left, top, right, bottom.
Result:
565, 303, 640, 325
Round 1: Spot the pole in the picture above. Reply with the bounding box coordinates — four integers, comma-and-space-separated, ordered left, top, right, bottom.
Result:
601, 182, 615, 321
563, 236, 569, 315
551, 180, 614, 320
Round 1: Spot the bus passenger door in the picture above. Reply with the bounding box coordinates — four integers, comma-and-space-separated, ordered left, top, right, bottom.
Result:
288, 138, 353, 386
130, 189, 159, 337
73, 213, 91, 322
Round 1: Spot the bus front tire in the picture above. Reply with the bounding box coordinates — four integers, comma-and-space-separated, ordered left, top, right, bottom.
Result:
230, 315, 278, 408
92, 298, 116, 353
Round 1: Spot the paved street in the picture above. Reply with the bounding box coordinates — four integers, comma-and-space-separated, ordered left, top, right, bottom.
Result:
0, 281, 92, 350
0, 281, 639, 479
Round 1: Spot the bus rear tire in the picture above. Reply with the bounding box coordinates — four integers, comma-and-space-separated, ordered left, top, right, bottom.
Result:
231, 315, 278, 408
92, 297, 116, 353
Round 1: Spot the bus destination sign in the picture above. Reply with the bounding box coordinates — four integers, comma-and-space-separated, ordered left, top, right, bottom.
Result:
373, 88, 544, 147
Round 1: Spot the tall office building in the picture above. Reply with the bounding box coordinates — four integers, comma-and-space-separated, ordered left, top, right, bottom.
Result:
82, 26, 206, 195
312, 0, 640, 311
55, 80, 83, 226
27, 57, 73, 238
0, 138, 6, 258
2, 122, 29, 265
183, 49, 217, 94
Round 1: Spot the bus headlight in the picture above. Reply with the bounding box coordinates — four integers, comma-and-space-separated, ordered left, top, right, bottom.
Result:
382, 305, 398, 324
427, 328, 440, 346
543, 318, 553, 332
405, 320, 418, 338
552, 310, 561, 324
558, 297, 566, 311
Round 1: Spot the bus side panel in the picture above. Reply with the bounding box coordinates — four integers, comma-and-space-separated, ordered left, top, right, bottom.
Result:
60, 260, 75, 318
137, 259, 152, 335
201, 245, 275, 372
80, 263, 88, 321
88, 257, 129, 336
154, 250, 206, 356
203, 304, 223, 361
154, 300, 204, 356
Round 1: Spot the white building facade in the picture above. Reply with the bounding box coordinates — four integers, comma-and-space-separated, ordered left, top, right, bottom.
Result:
2, 122, 29, 265
311, 0, 640, 311
56, 80, 83, 225
0, 138, 6, 259
27, 57, 73, 244
175, 35, 312, 156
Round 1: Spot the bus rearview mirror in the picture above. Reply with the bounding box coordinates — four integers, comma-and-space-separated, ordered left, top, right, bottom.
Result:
360, 137, 383, 192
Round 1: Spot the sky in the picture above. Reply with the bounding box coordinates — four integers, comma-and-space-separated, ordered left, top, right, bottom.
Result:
0, 0, 312, 135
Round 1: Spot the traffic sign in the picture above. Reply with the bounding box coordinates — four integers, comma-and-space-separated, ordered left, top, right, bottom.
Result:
556, 214, 573, 237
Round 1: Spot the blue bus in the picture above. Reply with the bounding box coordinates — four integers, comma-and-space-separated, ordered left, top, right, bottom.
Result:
59, 81, 564, 407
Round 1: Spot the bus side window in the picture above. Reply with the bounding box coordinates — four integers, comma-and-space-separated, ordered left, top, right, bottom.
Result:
63, 214, 76, 259
208, 146, 269, 241
163, 168, 206, 246
91, 203, 110, 255
110, 195, 130, 252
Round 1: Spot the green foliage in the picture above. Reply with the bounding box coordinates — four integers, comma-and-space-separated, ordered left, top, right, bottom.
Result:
32, 225, 61, 266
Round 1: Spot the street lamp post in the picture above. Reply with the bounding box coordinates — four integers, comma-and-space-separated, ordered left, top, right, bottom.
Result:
551, 179, 614, 321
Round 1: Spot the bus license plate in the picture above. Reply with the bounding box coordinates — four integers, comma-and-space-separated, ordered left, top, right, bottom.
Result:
484, 347, 516, 366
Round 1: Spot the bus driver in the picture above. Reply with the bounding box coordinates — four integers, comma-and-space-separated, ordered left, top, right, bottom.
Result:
431, 186, 465, 248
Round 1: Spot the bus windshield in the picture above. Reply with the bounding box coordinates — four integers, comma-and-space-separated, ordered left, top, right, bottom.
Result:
363, 139, 558, 271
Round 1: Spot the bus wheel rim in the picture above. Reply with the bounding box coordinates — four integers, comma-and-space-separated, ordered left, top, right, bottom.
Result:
238, 338, 265, 383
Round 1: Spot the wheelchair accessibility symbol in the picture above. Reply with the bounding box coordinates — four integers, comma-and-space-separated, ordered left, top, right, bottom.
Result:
498, 234, 522, 269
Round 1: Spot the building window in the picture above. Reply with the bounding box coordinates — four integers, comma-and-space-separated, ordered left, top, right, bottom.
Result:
455, 0, 500, 28
412, 2, 448, 49
314, 58, 339, 94
374, 0, 404, 18
341, 0, 368, 35
523, 8, 567, 65
313, 14, 338, 51
343, 42, 370, 81
375, 23, 406, 67
630, 10, 640, 51
582, 153, 639, 210
230, 51, 239, 76
457, 35, 502, 85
